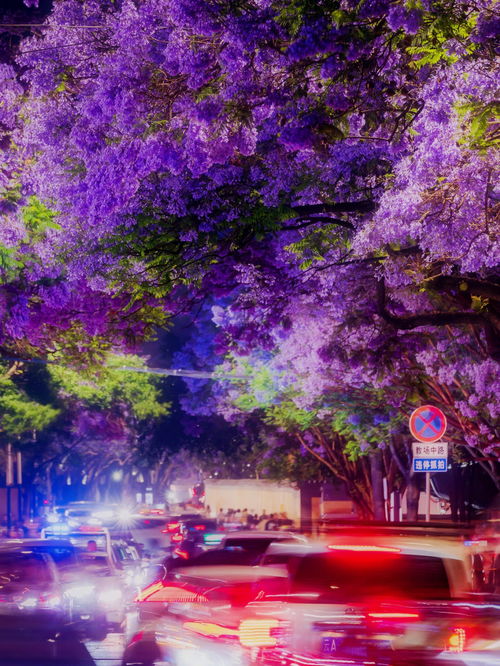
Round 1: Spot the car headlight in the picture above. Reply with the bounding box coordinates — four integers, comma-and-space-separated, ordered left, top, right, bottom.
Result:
66, 584, 95, 598
97, 587, 123, 606
41, 594, 62, 609
117, 507, 134, 524
92, 509, 115, 520
126, 569, 144, 586
18, 596, 38, 609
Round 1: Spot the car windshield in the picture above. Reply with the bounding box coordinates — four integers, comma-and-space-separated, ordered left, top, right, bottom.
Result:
290, 552, 451, 601
77, 554, 113, 577
0, 552, 52, 585
37, 546, 78, 571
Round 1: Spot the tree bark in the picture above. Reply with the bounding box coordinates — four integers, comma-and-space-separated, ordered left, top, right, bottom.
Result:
370, 450, 386, 521
406, 473, 420, 521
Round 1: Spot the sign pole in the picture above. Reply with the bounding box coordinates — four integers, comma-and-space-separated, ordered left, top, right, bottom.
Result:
17, 451, 22, 524
425, 472, 431, 522
6, 444, 14, 534
409, 406, 448, 523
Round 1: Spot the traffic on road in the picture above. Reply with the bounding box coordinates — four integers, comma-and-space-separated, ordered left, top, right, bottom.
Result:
0, 501, 498, 665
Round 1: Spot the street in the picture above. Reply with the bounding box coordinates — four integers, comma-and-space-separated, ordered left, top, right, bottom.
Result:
84, 633, 124, 666
0, 633, 124, 666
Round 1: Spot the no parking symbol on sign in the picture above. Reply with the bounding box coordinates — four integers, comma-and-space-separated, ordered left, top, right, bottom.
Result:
409, 405, 447, 443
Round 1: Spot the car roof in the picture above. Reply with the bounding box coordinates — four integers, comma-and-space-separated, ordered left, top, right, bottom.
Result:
263, 541, 314, 557
292, 535, 471, 561
223, 530, 306, 540
3, 538, 75, 549
171, 564, 288, 583
0, 542, 53, 557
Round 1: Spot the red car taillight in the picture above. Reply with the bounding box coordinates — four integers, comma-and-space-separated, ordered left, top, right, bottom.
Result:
135, 581, 208, 603
184, 621, 239, 640
328, 544, 401, 553
368, 611, 420, 620
166, 521, 180, 532
239, 618, 285, 648
446, 627, 466, 653
171, 532, 183, 543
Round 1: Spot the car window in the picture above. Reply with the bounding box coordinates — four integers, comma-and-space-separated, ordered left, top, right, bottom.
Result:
38, 546, 78, 571
0, 552, 52, 585
171, 549, 258, 570
261, 553, 293, 566
113, 543, 138, 562
291, 552, 451, 601
77, 554, 114, 577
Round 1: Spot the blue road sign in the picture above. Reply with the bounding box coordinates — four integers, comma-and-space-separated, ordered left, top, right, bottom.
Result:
413, 458, 447, 472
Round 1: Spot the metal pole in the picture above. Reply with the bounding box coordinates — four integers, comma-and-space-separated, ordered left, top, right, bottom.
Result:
6, 444, 14, 534
17, 452, 22, 524
6, 444, 14, 486
425, 472, 431, 522
6, 488, 11, 535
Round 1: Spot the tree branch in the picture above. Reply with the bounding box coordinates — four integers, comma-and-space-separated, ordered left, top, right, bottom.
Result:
281, 216, 354, 231
376, 278, 486, 329
292, 200, 375, 216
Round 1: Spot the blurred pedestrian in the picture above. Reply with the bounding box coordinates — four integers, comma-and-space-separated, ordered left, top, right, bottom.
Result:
86, 539, 98, 552
265, 513, 280, 530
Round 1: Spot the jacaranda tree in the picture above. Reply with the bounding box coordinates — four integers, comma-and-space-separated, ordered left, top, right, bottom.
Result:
0, 0, 498, 512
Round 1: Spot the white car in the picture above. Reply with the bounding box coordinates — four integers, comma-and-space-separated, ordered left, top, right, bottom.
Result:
240, 534, 496, 666
66, 551, 129, 632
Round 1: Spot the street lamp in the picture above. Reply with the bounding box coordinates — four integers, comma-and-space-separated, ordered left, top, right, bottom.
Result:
111, 469, 123, 482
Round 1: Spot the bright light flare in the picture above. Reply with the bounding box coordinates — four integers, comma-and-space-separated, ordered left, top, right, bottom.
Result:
18, 596, 38, 609
327, 544, 401, 553
117, 506, 135, 525
239, 618, 282, 647
65, 584, 95, 598
92, 509, 115, 520
97, 587, 123, 606
368, 612, 419, 619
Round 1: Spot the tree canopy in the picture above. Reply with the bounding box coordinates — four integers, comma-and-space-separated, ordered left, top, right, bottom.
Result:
0, 0, 498, 507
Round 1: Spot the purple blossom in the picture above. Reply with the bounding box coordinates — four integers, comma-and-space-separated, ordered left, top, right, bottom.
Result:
387, 6, 422, 34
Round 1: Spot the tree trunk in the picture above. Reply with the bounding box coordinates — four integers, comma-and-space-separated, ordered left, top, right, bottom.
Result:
46, 463, 53, 505
406, 473, 420, 521
370, 450, 386, 521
